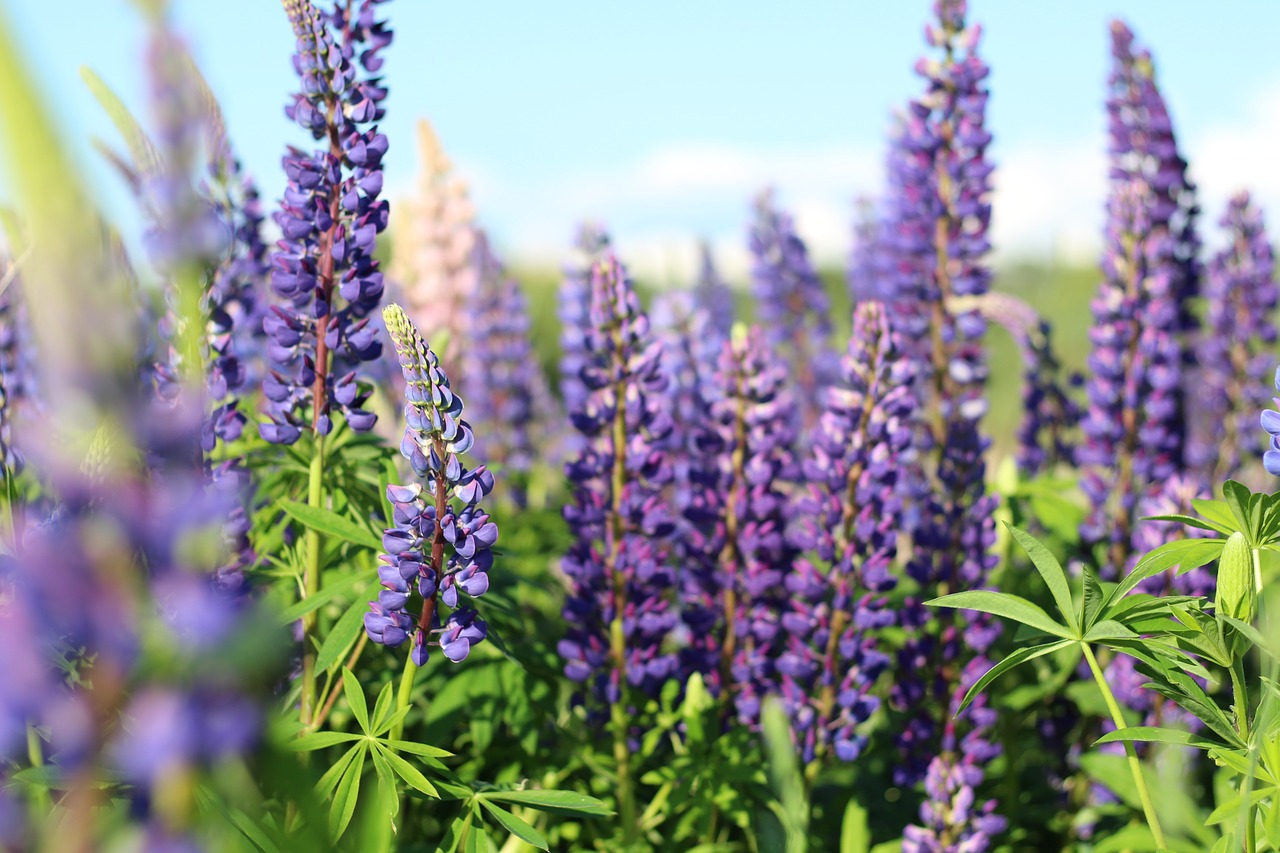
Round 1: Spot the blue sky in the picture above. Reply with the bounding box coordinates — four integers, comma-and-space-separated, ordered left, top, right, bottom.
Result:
4, 1, 1280, 279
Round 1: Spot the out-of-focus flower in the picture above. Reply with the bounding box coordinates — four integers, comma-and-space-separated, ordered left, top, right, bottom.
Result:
558, 253, 678, 714
693, 240, 734, 338
780, 301, 913, 762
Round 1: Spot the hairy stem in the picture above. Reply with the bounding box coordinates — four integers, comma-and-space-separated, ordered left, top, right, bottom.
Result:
1082, 644, 1166, 847
392, 654, 419, 742
299, 430, 327, 726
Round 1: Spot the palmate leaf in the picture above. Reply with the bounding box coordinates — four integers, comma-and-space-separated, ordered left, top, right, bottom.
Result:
925, 590, 1074, 640
477, 800, 549, 850
1223, 480, 1252, 533
330, 743, 366, 842
1143, 513, 1233, 536
1082, 566, 1106, 629
314, 585, 376, 673
1007, 524, 1079, 632
342, 668, 371, 734
482, 789, 613, 817
956, 639, 1073, 714
1192, 498, 1242, 533
374, 741, 439, 798
279, 499, 383, 551
1099, 539, 1225, 619
1094, 725, 1227, 752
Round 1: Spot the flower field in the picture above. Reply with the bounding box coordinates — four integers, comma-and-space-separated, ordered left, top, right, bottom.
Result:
2, 0, 1280, 850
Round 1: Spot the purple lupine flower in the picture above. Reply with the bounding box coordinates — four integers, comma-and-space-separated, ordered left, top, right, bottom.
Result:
1263, 367, 1280, 476
558, 223, 611, 416
1078, 178, 1188, 575
1078, 21, 1201, 573
557, 253, 678, 713
779, 301, 914, 763
879, 5, 1004, 843
1192, 192, 1276, 482
749, 189, 836, 427
692, 240, 734, 338
903, 733, 1006, 853
679, 324, 796, 721
881, 1, 993, 426
1108, 20, 1200, 344
977, 292, 1081, 476
259, 0, 392, 444
368, 303, 496, 665
0, 271, 30, 473
460, 230, 556, 500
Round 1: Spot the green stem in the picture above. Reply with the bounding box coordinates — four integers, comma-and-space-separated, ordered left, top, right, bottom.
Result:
25, 723, 49, 814
1082, 644, 1166, 847
392, 654, 419, 742
610, 615, 636, 845
299, 431, 327, 726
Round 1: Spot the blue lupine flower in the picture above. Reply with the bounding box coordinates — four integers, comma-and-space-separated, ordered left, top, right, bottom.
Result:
369, 303, 495, 665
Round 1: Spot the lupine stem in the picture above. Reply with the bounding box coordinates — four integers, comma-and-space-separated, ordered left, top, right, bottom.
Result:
1082, 643, 1166, 847
392, 655, 418, 742
607, 313, 637, 845
25, 723, 49, 814
299, 430, 327, 726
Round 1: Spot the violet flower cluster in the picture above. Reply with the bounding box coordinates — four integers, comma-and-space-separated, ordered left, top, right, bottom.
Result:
1078, 179, 1187, 574
880, 0, 993, 427
558, 223, 611, 417
461, 231, 555, 492
1079, 22, 1200, 573
1194, 192, 1276, 481
1108, 20, 1200, 343
748, 189, 836, 425
367, 304, 495, 666
557, 253, 678, 712
679, 324, 796, 722
260, 0, 392, 444
780, 301, 913, 764
878, 4, 1004, 846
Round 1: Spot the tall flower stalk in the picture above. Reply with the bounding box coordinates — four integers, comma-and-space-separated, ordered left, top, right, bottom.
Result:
264, 0, 392, 726
680, 323, 796, 720
749, 189, 836, 428
1192, 192, 1276, 483
780, 301, 914, 773
370, 304, 495, 726
557, 253, 676, 843
460, 231, 555, 503
1079, 21, 1200, 575
693, 240, 734, 338
388, 118, 477, 376
879, 1, 1005, 845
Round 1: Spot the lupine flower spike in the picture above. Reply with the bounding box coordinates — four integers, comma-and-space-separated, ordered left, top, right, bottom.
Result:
781, 301, 914, 764
369, 303, 495, 665
1195, 192, 1276, 482
260, 0, 391, 443
680, 323, 796, 720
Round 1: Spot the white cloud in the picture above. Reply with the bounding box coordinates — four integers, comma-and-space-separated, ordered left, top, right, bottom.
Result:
428, 76, 1280, 282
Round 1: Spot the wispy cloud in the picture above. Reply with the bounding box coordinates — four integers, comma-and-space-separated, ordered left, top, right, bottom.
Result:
429, 76, 1280, 283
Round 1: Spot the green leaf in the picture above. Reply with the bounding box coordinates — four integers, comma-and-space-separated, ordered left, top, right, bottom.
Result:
279, 499, 382, 550
1206, 786, 1277, 825
78, 66, 158, 175
1094, 726, 1226, 752
385, 739, 453, 759
1082, 566, 1106, 629
1083, 620, 1138, 642
1223, 480, 1252, 533
925, 590, 1073, 639
278, 570, 367, 624
483, 789, 613, 817
477, 800, 549, 850
342, 668, 370, 734
1102, 539, 1224, 616
1007, 525, 1079, 632
370, 681, 395, 734
957, 640, 1073, 714
315, 591, 373, 673
839, 799, 870, 853
375, 742, 439, 798
286, 730, 361, 752
1193, 498, 1243, 533
1142, 513, 1233, 536
329, 743, 366, 842
369, 746, 400, 822
315, 744, 360, 800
